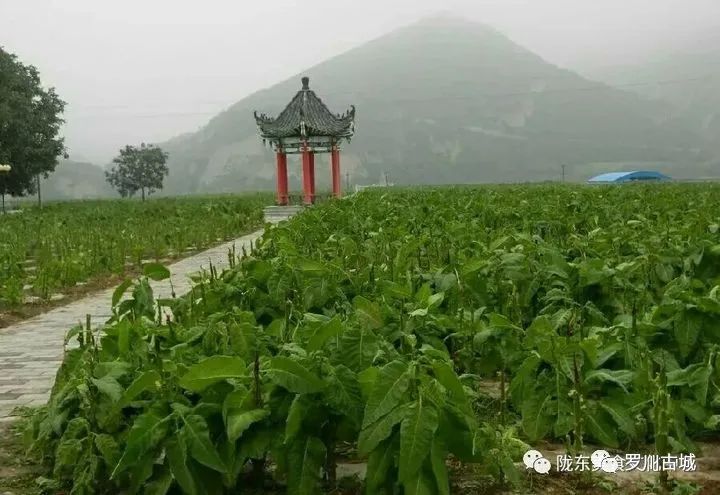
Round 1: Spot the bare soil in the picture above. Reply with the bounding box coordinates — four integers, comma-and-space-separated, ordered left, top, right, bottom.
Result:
0, 420, 43, 495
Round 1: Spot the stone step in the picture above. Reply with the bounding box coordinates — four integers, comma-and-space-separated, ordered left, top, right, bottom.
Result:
263, 205, 304, 224
264, 206, 304, 215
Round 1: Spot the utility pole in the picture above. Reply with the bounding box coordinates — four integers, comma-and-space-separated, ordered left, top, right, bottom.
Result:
384, 171, 389, 187
345, 172, 350, 193
561, 164, 566, 183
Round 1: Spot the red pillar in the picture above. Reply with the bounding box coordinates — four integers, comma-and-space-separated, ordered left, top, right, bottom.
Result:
331, 147, 341, 198
301, 143, 313, 205
275, 151, 288, 205
309, 151, 316, 202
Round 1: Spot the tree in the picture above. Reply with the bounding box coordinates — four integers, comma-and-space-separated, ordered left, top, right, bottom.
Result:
105, 143, 169, 200
0, 46, 67, 199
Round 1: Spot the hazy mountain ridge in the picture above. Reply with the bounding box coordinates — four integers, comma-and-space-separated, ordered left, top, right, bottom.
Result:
583, 29, 720, 144
45, 16, 717, 198
156, 16, 710, 192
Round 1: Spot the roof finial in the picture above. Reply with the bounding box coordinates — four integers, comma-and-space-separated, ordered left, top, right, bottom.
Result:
301, 76, 309, 90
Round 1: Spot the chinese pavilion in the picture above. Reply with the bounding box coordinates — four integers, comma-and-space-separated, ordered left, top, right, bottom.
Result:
254, 76, 355, 205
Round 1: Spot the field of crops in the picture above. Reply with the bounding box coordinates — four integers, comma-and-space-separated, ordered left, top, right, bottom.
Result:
0, 195, 270, 313
24, 184, 720, 494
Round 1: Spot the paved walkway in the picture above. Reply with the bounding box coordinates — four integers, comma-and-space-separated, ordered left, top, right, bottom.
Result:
0, 229, 264, 421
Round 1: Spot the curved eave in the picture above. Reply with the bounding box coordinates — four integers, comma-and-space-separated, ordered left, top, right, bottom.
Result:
253, 82, 356, 141
255, 118, 355, 140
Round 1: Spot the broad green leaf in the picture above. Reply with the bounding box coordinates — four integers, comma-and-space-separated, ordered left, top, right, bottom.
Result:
427, 292, 444, 309
403, 467, 436, 495
599, 397, 637, 439
94, 434, 120, 469
238, 428, 274, 461
295, 257, 326, 274
584, 369, 634, 393
286, 435, 326, 495
363, 360, 411, 428
338, 326, 380, 371
689, 363, 712, 406
488, 313, 521, 330
584, 405, 619, 448
54, 438, 83, 477
674, 309, 701, 359
178, 356, 246, 392
365, 437, 396, 494
553, 397, 574, 438
432, 361, 471, 414
143, 262, 171, 281
520, 393, 553, 441
430, 437, 450, 495
268, 356, 326, 394
111, 412, 169, 478
461, 258, 486, 276
227, 409, 269, 443
509, 354, 541, 406
128, 451, 156, 494
117, 320, 131, 356
325, 364, 363, 423
592, 342, 622, 368
112, 279, 133, 307
91, 375, 124, 403
381, 280, 412, 300
358, 366, 379, 399
354, 296, 383, 329
222, 387, 252, 424
285, 395, 307, 443
680, 399, 709, 424
121, 370, 161, 406
95, 361, 132, 379
144, 464, 173, 495
181, 414, 226, 473
399, 398, 439, 483
166, 436, 197, 495
307, 316, 342, 352
358, 403, 410, 455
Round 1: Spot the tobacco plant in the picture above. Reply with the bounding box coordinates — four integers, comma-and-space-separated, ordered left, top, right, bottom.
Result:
25, 184, 720, 493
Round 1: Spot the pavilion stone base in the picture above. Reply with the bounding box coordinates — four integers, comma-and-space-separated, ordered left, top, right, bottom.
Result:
263, 205, 304, 224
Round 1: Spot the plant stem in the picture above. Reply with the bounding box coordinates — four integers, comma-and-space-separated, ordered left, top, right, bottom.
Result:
499, 368, 506, 426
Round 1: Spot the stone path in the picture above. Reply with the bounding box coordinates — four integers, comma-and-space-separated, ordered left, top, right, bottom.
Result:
0, 229, 264, 421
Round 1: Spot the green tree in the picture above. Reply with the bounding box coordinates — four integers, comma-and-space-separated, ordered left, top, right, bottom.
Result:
0, 46, 67, 201
105, 143, 169, 200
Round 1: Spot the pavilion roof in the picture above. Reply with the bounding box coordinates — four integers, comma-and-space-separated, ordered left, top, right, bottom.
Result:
253, 77, 355, 141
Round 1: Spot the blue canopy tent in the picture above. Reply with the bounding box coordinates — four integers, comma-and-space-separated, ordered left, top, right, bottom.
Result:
587, 171, 671, 183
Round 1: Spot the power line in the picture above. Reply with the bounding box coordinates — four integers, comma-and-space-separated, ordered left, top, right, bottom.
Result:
64, 71, 720, 119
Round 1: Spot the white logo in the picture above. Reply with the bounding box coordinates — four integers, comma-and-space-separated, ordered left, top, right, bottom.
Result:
591, 449, 620, 473
534, 457, 552, 474
591, 449, 610, 469
601, 456, 620, 473
523, 450, 551, 474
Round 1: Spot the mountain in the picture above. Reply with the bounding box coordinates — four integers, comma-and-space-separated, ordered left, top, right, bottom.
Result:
161, 15, 711, 192
40, 160, 115, 200
581, 28, 720, 167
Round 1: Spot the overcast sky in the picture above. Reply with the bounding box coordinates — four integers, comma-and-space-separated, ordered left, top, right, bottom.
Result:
1, 0, 718, 164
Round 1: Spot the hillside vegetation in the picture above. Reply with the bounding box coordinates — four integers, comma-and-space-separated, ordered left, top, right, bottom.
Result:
160, 16, 709, 194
